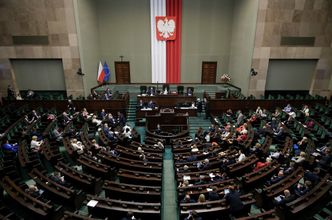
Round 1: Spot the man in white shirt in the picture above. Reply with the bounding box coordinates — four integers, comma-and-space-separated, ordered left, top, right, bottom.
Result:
31, 136, 43, 152
237, 150, 246, 162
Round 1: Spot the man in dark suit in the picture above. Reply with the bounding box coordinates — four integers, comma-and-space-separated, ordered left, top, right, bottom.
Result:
224, 185, 244, 218
181, 194, 196, 203
147, 86, 155, 96
184, 210, 202, 220
208, 186, 220, 201
275, 189, 296, 206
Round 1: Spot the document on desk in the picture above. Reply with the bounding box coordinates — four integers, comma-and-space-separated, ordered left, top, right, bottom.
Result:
87, 200, 99, 207
183, 175, 191, 180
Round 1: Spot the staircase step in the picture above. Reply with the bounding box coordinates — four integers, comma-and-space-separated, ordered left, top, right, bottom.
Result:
313, 214, 326, 220
322, 208, 332, 216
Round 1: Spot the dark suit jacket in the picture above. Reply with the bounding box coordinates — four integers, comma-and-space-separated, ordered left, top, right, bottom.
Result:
208, 191, 220, 201
225, 190, 244, 213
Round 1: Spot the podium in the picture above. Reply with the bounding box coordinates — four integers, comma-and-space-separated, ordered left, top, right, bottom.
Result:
145, 108, 189, 143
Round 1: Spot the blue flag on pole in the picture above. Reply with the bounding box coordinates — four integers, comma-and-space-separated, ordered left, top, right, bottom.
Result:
103, 62, 111, 82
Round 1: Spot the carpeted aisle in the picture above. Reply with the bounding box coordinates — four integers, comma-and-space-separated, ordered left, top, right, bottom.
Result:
161, 147, 179, 220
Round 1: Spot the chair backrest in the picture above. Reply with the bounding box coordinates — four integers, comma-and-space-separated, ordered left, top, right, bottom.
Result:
177, 86, 184, 95
140, 86, 147, 94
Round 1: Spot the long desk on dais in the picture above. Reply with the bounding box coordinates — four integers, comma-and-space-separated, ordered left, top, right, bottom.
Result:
137, 94, 196, 107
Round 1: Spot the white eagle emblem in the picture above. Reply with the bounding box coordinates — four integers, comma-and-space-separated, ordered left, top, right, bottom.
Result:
157, 17, 176, 40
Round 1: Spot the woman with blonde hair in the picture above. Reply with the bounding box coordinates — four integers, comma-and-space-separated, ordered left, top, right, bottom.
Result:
198, 194, 206, 203
293, 151, 306, 164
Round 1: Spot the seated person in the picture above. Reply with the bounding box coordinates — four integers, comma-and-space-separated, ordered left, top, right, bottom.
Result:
184, 210, 202, 220
255, 106, 263, 116
49, 171, 69, 187
270, 148, 282, 161
236, 123, 248, 133
106, 113, 116, 128
147, 100, 156, 109
121, 211, 137, 220
288, 111, 296, 120
52, 127, 63, 142
274, 189, 296, 206
162, 84, 170, 94
137, 99, 147, 109
248, 114, 258, 124
178, 179, 190, 188
197, 158, 210, 170
26, 89, 35, 99
187, 87, 193, 96
110, 147, 120, 157
181, 193, 196, 203
294, 180, 312, 196
92, 115, 102, 126
62, 112, 72, 125
292, 151, 307, 164
163, 87, 168, 95
226, 109, 233, 117
220, 157, 236, 170
155, 124, 162, 134
81, 108, 90, 119
236, 129, 248, 142
297, 136, 308, 150
204, 132, 211, 143
208, 186, 220, 201
47, 113, 56, 121
267, 169, 285, 185
30, 136, 43, 152
283, 104, 292, 113
67, 99, 76, 114
187, 152, 198, 162
213, 172, 229, 182
139, 153, 148, 162
302, 105, 310, 117
71, 139, 84, 154
26, 184, 44, 198
237, 150, 246, 162
91, 139, 106, 152
147, 86, 156, 96
267, 117, 278, 131
197, 194, 206, 203
2, 139, 19, 153
221, 126, 233, 144
317, 147, 331, 171
154, 141, 164, 149
195, 175, 208, 185
253, 157, 272, 172
261, 109, 268, 118
99, 109, 107, 120
284, 161, 296, 175
274, 122, 285, 137
304, 168, 320, 184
